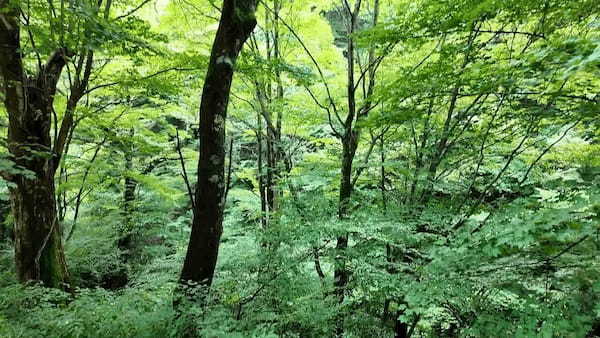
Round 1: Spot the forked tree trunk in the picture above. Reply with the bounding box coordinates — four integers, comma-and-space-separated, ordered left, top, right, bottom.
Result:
178, 0, 257, 295
333, 2, 362, 337
0, 0, 108, 290
334, 0, 382, 335
0, 4, 70, 289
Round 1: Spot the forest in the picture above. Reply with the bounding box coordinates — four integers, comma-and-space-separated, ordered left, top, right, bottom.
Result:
0, 0, 599, 337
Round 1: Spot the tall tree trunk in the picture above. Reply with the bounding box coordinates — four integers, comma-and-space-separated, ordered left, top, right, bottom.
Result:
252, 0, 284, 223
334, 2, 363, 336
178, 0, 257, 296
333, 1, 380, 335
0, 4, 70, 289
272, 0, 284, 208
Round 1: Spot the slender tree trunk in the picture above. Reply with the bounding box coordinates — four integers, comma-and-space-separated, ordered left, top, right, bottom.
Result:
253, 0, 283, 222
257, 110, 268, 228
380, 134, 387, 211
334, 131, 358, 293
334, 1, 377, 335
273, 0, 284, 209
119, 177, 137, 255
178, 0, 257, 297
265, 124, 277, 212
119, 128, 137, 258
254, 89, 280, 228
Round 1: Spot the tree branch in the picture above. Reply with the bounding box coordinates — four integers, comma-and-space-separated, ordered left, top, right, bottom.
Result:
176, 129, 196, 212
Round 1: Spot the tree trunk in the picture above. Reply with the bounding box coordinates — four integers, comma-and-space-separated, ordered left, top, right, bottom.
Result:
257, 110, 268, 228
335, 134, 358, 271
10, 176, 69, 288
380, 134, 387, 211
0, 4, 70, 289
334, 129, 359, 336
252, 0, 284, 223
334, 1, 364, 335
333, 0, 382, 334
394, 313, 409, 338
119, 176, 137, 255
265, 125, 278, 213
178, 0, 257, 295
119, 128, 137, 259
0, 199, 11, 243
272, 0, 284, 211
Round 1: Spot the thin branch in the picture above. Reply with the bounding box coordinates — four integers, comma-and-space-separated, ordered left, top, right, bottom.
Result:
455, 122, 538, 232
83, 67, 197, 95
176, 129, 196, 212
478, 29, 546, 39
546, 235, 590, 263
66, 136, 107, 242
259, 0, 339, 115
305, 86, 343, 138
115, 0, 153, 20
519, 119, 581, 184
352, 126, 389, 186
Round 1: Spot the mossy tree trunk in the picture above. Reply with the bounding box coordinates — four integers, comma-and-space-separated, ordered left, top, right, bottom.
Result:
0, 2, 70, 289
0, 0, 108, 289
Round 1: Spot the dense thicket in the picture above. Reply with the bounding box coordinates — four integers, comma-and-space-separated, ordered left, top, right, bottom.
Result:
0, 0, 599, 337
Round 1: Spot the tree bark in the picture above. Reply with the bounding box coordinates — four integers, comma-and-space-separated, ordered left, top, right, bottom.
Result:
178, 0, 257, 295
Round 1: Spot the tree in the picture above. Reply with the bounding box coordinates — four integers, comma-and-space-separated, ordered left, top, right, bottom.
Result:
0, 0, 73, 288
179, 0, 257, 295
0, 0, 156, 289
330, 0, 381, 335
364, 0, 600, 334
247, 0, 285, 229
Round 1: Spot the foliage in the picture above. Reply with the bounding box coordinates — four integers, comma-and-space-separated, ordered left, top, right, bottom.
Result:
0, 0, 598, 337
